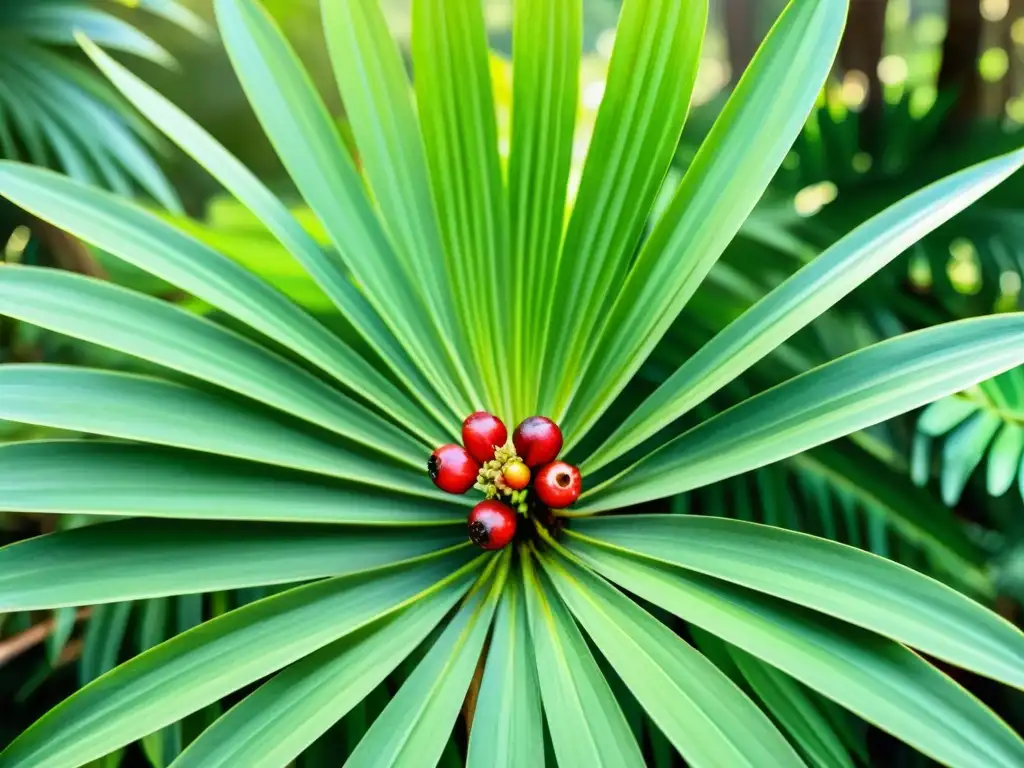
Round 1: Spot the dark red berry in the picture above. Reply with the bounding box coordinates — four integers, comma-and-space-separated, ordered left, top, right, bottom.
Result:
462, 411, 508, 463
428, 444, 479, 494
467, 500, 517, 550
535, 461, 581, 509
513, 416, 563, 466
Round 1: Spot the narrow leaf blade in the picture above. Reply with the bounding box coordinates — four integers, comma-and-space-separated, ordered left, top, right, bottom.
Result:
585, 149, 1024, 470
521, 550, 645, 768
0, 518, 464, 610
585, 315, 1024, 510
0, 366, 448, 500
565, 0, 849, 441
0, 441, 466, 523
568, 539, 1024, 768
345, 554, 509, 767
466, 573, 544, 768
0, 551, 481, 768
569, 517, 1024, 689
538, 550, 802, 767
171, 576, 474, 768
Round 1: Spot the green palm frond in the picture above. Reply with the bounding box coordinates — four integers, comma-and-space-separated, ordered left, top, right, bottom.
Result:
647, 298, 994, 597
765, 78, 1024, 318
0, 0, 209, 209
912, 366, 1024, 506
3, 1, 1024, 767
701, 444, 993, 593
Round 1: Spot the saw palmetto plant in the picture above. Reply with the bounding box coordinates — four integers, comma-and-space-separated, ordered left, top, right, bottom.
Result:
3, 0, 1024, 765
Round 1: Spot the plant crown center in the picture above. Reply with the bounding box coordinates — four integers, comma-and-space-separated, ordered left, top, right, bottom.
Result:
476, 440, 531, 514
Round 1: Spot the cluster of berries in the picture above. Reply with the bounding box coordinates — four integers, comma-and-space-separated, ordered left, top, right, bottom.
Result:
428, 412, 581, 550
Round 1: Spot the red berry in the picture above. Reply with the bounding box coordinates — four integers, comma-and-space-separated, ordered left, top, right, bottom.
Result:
467, 500, 517, 550
428, 444, 479, 494
502, 460, 531, 490
512, 416, 563, 466
534, 461, 581, 509
462, 411, 508, 463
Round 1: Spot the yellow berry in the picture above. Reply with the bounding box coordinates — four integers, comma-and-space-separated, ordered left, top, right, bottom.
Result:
502, 461, 531, 491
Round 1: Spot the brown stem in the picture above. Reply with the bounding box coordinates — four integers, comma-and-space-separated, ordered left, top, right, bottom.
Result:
939, 0, 983, 133
28, 216, 107, 279
56, 638, 84, 666
462, 641, 489, 733
839, 0, 888, 153
724, 0, 757, 85
0, 607, 92, 667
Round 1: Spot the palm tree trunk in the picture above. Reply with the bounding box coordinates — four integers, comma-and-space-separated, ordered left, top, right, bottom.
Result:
724, 0, 757, 84
939, 0, 983, 132
839, 0, 888, 153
